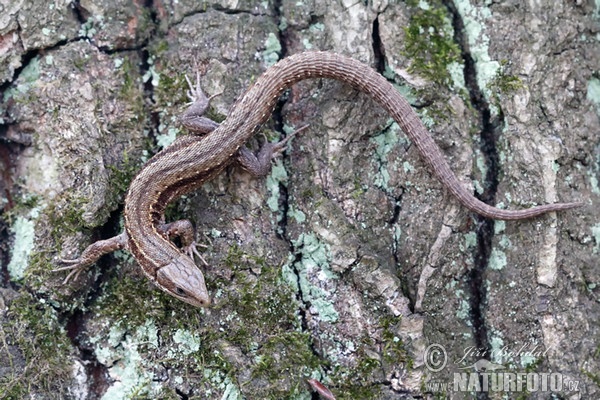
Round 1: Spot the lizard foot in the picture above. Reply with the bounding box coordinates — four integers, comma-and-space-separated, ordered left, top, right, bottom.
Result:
162, 220, 210, 267
181, 73, 222, 134
53, 232, 128, 284
269, 124, 309, 158
53, 258, 88, 284
185, 72, 222, 105
182, 241, 209, 267
237, 125, 309, 177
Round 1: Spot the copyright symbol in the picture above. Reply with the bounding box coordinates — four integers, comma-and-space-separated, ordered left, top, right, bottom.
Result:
424, 344, 447, 372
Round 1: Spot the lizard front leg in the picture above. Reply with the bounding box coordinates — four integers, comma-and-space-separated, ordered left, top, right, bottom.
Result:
236, 126, 308, 177
181, 71, 307, 176
180, 72, 221, 135
160, 220, 208, 266
55, 232, 128, 283
56, 220, 208, 281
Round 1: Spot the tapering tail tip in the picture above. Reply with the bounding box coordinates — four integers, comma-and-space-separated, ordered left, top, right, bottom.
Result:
483, 200, 585, 221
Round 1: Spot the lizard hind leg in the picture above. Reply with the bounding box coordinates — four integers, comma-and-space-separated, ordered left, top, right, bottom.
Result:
236, 125, 309, 177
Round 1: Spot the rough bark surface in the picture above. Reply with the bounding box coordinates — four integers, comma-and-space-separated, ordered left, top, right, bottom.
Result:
0, 0, 598, 399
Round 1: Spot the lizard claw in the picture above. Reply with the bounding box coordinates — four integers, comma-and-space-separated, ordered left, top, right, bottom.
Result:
185, 72, 205, 103
271, 124, 309, 158
53, 258, 87, 284
53, 233, 127, 284
182, 241, 209, 267
185, 73, 222, 105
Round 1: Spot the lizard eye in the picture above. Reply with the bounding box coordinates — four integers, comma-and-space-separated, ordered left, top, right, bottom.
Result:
175, 287, 188, 297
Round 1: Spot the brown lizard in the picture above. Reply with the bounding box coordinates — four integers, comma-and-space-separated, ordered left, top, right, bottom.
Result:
56, 52, 582, 307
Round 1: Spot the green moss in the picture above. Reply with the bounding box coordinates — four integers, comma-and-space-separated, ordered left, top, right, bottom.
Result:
251, 332, 322, 381
94, 271, 198, 328
488, 69, 524, 95
404, 0, 462, 87
150, 38, 169, 57
326, 365, 381, 400
580, 347, 600, 388
217, 245, 298, 340
135, 7, 155, 44
45, 193, 87, 242
117, 57, 139, 104
107, 152, 142, 198
0, 292, 72, 398
73, 56, 88, 71
93, 243, 305, 396
486, 60, 525, 114
113, 57, 146, 132
380, 316, 411, 367
583, 369, 600, 387
155, 68, 190, 108
317, 319, 412, 399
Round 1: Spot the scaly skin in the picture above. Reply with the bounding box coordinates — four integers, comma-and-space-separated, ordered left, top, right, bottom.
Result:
61, 52, 582, 307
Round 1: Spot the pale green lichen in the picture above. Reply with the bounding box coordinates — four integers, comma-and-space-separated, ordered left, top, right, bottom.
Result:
156, 124, 178, 149
262, 32, 281, 66
587, 77, 600, 114
488, 248, 507, 271
370, 121, 401, 190
172, 329, 201, 356
416, 108, 436, 129
494, 220, 505, 234
78, 15, 104, 38
498, 235, 511, 249
453, 288, 470, 320
489, 335, 505, 364
8, 213, 38, 281
278, 16, 288, 31
453, 0, 501, 102
220, 377, 243, 400
3, 57, 40, 102
310, 23, 325, 32
94, 320, 160, 400
589, 173, 599, 195
462, 231, 477, 251
592, 223, 600, 254
266, 161, 288, 214
393, 225, 402, 249
201, 369, 242, 399
282, 234, 339, 322
475, 151, 488, 181
302, 38, 313, 49
142, 57, 160, 87
473, 179, 484, 195
520, 354, 537, 368
456, 299, 471, 321
288, 205, 306, 223
418, 0, 430, 10
447, 61, 466, 92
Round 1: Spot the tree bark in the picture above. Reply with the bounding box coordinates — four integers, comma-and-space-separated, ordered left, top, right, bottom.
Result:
1, 0, 598, 399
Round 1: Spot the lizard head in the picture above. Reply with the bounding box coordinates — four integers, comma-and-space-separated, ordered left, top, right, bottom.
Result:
156, 254, 210, 307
